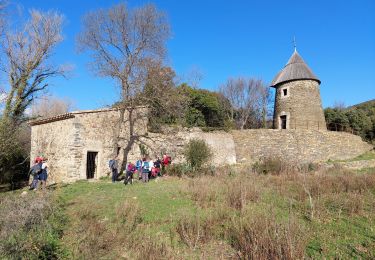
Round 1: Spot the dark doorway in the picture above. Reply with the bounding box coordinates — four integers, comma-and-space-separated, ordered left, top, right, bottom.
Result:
280, 115, 287, 129
86, 152, 98, 179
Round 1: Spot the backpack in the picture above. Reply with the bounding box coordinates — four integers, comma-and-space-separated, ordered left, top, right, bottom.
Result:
127, 163, 135, 172
109, 160, 115, 170
154, 160, 161, 168
167, 156, 172, 164
31, 164, 42, 176
142, 161, 150, 172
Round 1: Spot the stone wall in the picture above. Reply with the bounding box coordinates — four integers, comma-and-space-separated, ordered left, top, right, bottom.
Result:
274, 80, 326, 130
135, 127, 237, 165
31, 109, 373, 183
232, 129, 372, 164
30, 108, 148, 183
31, 119, 75, 183
69, 108, 148, 180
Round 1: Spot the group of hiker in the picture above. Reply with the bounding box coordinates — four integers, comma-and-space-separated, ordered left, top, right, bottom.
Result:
28, 156, 49, 190
27, 153, 171, 189
109, 154, 172, 185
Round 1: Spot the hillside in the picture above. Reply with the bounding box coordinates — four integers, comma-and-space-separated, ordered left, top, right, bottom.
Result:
348, 99, 375, 110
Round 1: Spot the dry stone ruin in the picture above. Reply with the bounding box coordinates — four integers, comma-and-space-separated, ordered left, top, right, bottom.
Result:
29, 50, 373, 183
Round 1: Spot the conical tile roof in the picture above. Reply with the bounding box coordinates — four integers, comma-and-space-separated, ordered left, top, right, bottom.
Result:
271, 50, 320, 87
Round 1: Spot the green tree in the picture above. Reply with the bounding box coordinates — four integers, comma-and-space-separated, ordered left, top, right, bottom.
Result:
185, 107, 206, 127
345, 109, 372, 140
324, 108, 349, 131
178, 84, 231, 128
325, 100, 375, 143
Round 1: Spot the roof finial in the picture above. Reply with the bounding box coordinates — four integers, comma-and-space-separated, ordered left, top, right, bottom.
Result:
293, 36, 297, 52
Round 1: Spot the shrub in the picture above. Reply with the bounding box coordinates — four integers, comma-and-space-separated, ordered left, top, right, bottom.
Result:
0, 119, 30, 187
167, 163, 192, 177
184, 139, 213, 170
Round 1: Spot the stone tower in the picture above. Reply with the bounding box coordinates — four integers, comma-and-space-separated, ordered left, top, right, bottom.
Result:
271, 50, 326, 130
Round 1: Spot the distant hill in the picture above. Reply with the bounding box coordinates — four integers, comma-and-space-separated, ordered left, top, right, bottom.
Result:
347, 99, 375, 111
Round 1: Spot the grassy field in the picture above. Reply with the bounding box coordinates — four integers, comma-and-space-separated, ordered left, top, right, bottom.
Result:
1, 165, 375, 259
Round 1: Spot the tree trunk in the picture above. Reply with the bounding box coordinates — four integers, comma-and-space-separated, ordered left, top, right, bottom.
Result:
121, 107, 136, 170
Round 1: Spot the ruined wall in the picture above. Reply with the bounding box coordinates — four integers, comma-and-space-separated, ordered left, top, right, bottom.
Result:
232, 129, 372, 164
274, 80, 326, 130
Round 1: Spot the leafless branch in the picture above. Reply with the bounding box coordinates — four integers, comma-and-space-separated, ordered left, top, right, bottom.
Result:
1, 9, 65, 124
220, 77, 269, 129
77, 3, 171, 167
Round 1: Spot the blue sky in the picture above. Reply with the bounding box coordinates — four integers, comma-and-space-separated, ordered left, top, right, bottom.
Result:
11, 0, 375, 110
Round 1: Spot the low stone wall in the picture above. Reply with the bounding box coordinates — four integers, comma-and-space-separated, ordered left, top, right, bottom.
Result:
232, 129, 373, 164
129, 127, 237, 165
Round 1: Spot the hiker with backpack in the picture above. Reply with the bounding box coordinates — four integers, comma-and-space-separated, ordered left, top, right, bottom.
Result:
29, 157, 43, 190
108, 156, 119, 183
141, 157, 151, 183
152, 157, 162, 177
162, 153, 172, 175
40, 158, 49, 189
135, 158, 143, 180
124, 161, 136, 185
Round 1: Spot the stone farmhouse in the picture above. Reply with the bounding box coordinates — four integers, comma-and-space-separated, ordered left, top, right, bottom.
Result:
29, 50, 373, 183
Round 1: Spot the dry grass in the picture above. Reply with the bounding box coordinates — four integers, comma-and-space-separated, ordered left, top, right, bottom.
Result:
228, 213, 307, 260
0, 190, 65, 259
3, 160, 373, 259
177, 162, 375, 258
225, 178, 261, 210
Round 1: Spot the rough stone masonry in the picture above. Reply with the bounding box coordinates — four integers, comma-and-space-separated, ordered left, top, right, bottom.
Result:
29, 107, 372, 183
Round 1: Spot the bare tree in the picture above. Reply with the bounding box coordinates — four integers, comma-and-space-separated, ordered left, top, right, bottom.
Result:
77, 3, 170, 167
220, 77, 268, 130
31, 96, 74, 119
0, 0, 6, 34
259, 85, 272, 128
185, 66, 204, 89
1, 10, 65, 124
333, 100, 346, 111
77, 3, 170, 103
